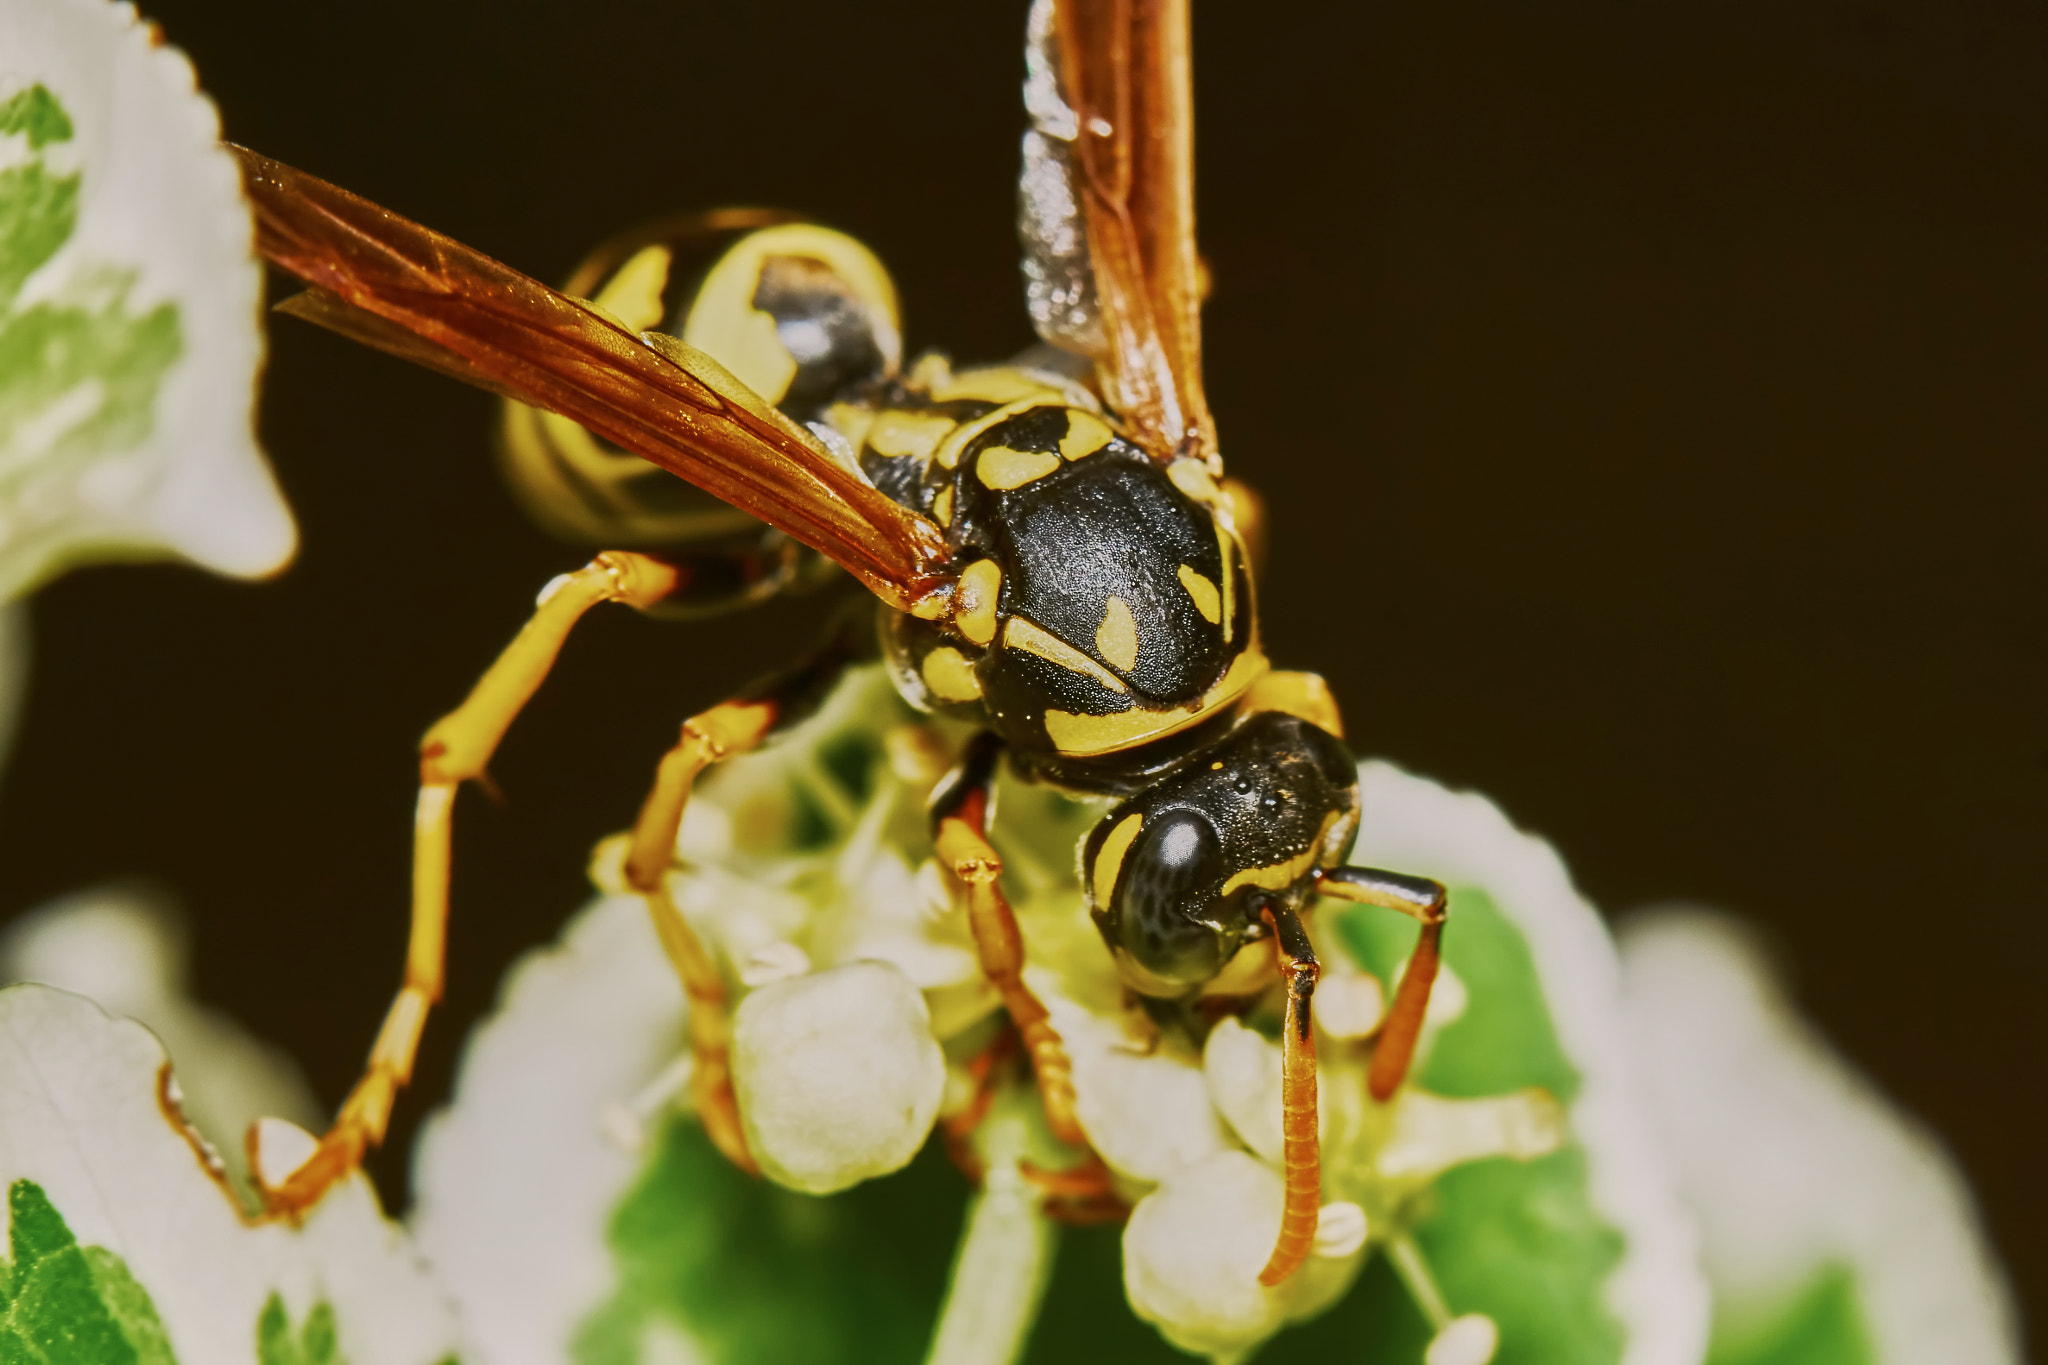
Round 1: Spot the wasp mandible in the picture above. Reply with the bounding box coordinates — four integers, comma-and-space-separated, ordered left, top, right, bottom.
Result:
234, 0, 1450, 1286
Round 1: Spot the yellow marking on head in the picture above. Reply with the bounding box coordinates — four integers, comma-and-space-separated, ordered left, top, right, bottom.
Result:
930, 367, 1073, 405
977, 445, 1062, 490
1043, 647, 1269, 756
1177, 564, 1222, 624
1091, 812, 1145, 910
932, 398, 1058, 470
867, 409, 957, 462
954, 559, 1003, 646
683, 223, 902, 404
932, 483, 955, 527
1220, 810, 1344, 897
1241, 670, 1344, 738
1203, 938, 1280, 997
1167, 457, 1221, 504
1003, 617, 1127, 693
921, 646, 983, 703
1095, 595, 1138, 672
592, 244, 673, 333
1060, 410, 1114, 460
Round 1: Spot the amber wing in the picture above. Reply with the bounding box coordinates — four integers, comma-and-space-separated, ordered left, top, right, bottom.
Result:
233, 147, 951, 612
1039, 0, 1215, 468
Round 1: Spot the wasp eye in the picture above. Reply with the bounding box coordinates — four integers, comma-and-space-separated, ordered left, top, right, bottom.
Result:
1114, 811, 1229, 989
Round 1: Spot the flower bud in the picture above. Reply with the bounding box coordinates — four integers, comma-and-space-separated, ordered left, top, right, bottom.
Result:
1123, 1151, 1285, 1357
731, 960, 944, 1194
1426, 1313, 1499, 1365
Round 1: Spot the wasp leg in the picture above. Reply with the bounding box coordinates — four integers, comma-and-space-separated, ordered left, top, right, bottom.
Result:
1258, 898, 1323, 1286
622, 610, 871, 1173
1319, 866, 1450, 1101
257, 551, 681, 1216
930, 732, 1085, 1148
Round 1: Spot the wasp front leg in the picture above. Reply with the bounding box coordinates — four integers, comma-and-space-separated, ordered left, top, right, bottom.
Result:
1318, 866, 1450, 1100
620, 611, 869, 1173
930, 733, 1084, 1148
256, 550, 681, 1215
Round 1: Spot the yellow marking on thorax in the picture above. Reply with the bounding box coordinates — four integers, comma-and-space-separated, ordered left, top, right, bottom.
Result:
867, 409, 958, 462
825, 401, 877, 458
1240, 670, 1344, 738
1042, 646, 1268, 756
1091, 812, 1145, 910
930, 367, 1074, 405
593, 244, 673, 332
954, 559, 1003, 646
1003, 617, 1127, 693
932, 399, 1050, 470
1167, 456, 1221, 504
1060, 410, 1114, 460
1219, 810, 1344, 898
921, 646, 983, 703
1177, 564, 1221, 624
977, 445, 1063, 490
932, 484, 955, 527
1095, 596, 1139, 672
1218, 525, 1240, 638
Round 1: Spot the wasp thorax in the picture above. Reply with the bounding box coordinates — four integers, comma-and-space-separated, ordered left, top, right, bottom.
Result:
1084, 711, 1362, 996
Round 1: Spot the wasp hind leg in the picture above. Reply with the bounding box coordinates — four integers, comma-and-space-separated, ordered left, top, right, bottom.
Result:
255, 550, 684, 1216
621, 609, 872, 1174
930, 732, 1084, 1148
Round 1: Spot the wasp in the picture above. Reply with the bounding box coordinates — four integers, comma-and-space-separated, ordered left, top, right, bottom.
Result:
234, 0, 1451, 1286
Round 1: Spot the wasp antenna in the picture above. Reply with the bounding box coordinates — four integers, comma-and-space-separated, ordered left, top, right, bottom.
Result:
1257, 897, 1321, 1286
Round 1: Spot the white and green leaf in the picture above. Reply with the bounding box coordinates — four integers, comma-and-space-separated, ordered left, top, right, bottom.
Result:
1617, 910, 2021, 1365
0, 984, 461, 1365
0, 0, 294, 599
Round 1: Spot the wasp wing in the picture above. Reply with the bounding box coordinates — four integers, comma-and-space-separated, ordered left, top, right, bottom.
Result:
234, 147, 950, 612
1021, 0, 1214, 468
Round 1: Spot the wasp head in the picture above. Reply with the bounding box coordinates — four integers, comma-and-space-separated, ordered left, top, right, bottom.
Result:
1082, 711, 1361, 996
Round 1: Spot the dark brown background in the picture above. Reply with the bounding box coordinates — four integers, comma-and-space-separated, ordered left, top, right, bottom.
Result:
1, 0, 2040, 1342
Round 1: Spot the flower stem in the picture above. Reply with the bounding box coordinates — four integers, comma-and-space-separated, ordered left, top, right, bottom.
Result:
1389, 1233, 1453, 1331
923, 1111, 1056, 1365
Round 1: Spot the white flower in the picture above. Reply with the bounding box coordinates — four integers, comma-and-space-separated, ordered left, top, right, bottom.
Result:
412, 676, 1713, 1364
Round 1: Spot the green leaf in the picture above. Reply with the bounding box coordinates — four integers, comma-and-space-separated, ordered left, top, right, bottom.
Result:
573, 1120, 963, 1364
0, 1179, 178, 1365
1705, 1266, 1872, 1365
0, 85, 73, 149
257, 1295, 348, 1365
